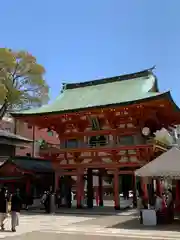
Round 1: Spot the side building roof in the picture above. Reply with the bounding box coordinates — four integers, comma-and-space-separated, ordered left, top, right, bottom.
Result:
0, 156, 53, 173
9, 156, 54, 172
11, 67, 178, 116
0, 130, 32, 148
0, 130, 32, 142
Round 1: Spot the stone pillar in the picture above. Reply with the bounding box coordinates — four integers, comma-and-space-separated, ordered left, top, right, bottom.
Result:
114, 169, 120, 210
87, 168, 93, 208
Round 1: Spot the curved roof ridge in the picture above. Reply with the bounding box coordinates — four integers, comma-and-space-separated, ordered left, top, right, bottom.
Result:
12, 66, 180, 117
65, 66, 156, 90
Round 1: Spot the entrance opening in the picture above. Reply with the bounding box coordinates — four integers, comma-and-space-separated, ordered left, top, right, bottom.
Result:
55, 168, 134, 210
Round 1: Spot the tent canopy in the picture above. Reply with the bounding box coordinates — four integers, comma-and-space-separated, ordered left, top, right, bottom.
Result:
135, 147, 180, 178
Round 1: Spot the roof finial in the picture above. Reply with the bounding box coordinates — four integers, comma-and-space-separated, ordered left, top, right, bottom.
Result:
61, 83, 67, 93
149, 65, 156, 71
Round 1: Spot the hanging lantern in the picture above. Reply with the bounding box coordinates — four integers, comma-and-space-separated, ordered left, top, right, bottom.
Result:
142, 127, 150, 136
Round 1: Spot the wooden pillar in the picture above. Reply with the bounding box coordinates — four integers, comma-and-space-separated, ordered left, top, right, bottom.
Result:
114, 169, 120, 210
11, 184, 15, 193
141, 177, 148, 199
148, 178, 155, 206
156, 179, 162, 196
81, 175, 85, 203
98, 169, 103, 207
55, 172, 59, 192
132, 173, 137, 208
64, 175, 72, 208
87, 168, 93, 208
95, 187, 99, 206
76, 168, 83, 209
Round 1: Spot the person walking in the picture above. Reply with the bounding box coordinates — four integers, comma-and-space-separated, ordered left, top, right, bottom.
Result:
11, 189, 22, 232
0, 187, 8, 230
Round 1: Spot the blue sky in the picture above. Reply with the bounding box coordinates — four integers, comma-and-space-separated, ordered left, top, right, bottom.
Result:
1, 0, 180, 104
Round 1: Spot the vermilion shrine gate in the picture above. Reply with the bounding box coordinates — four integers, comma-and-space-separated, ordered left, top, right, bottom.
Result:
12, 67, 180, 209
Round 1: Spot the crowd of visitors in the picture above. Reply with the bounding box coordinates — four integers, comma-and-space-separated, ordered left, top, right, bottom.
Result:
138, 188, 174, 224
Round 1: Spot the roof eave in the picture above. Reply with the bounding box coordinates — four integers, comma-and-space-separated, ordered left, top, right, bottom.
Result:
0, 160, 33, 175
11, 91, 179, 118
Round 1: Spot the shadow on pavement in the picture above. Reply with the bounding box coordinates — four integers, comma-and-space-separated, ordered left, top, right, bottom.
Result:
22, 206, 131, 217
109, 217, 180, 232
21, 211, 102, 218
0, 229, 12, 233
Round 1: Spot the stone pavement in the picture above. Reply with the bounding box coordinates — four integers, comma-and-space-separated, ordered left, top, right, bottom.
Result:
0, 232, 168, 240
1, 209, 180, 239
31, 199, 133, 211
29, 199, 133, 216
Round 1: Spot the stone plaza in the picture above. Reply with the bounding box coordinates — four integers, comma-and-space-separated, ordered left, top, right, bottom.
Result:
1, 209, 180, 240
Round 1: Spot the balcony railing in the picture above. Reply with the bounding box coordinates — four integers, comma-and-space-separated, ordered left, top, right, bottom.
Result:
40, 138, 153, 151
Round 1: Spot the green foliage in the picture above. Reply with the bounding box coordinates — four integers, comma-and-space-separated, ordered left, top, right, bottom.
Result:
0, 48, 49, 117
38, 139, 48, 149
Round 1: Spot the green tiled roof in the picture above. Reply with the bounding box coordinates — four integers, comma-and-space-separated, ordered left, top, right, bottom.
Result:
12, 68, 171, 116
10, 156, 53, 172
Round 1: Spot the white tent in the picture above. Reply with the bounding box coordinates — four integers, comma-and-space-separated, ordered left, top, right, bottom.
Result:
135, 147, 180, 178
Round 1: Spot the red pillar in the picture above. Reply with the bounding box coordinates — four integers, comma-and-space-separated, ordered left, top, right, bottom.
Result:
156, 179, 162, 196
55, 172, 59, 192
11, 184, 15, 193
98, 169, 103, 207
76, 168, 83, 208
132, 173, 137, 207
80, 172, 85, 205
114, 169, 120, 210
141, 177, 148, 199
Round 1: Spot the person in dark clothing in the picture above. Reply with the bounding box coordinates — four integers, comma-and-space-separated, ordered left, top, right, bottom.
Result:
0, 187, 9, 230
11, 189, 22, 232
44, 190, 55, 213
44, 191, 50, 213
55, 190, 61, 208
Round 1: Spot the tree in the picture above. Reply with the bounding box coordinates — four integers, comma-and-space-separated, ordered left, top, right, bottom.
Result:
0, 48, 49, 119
